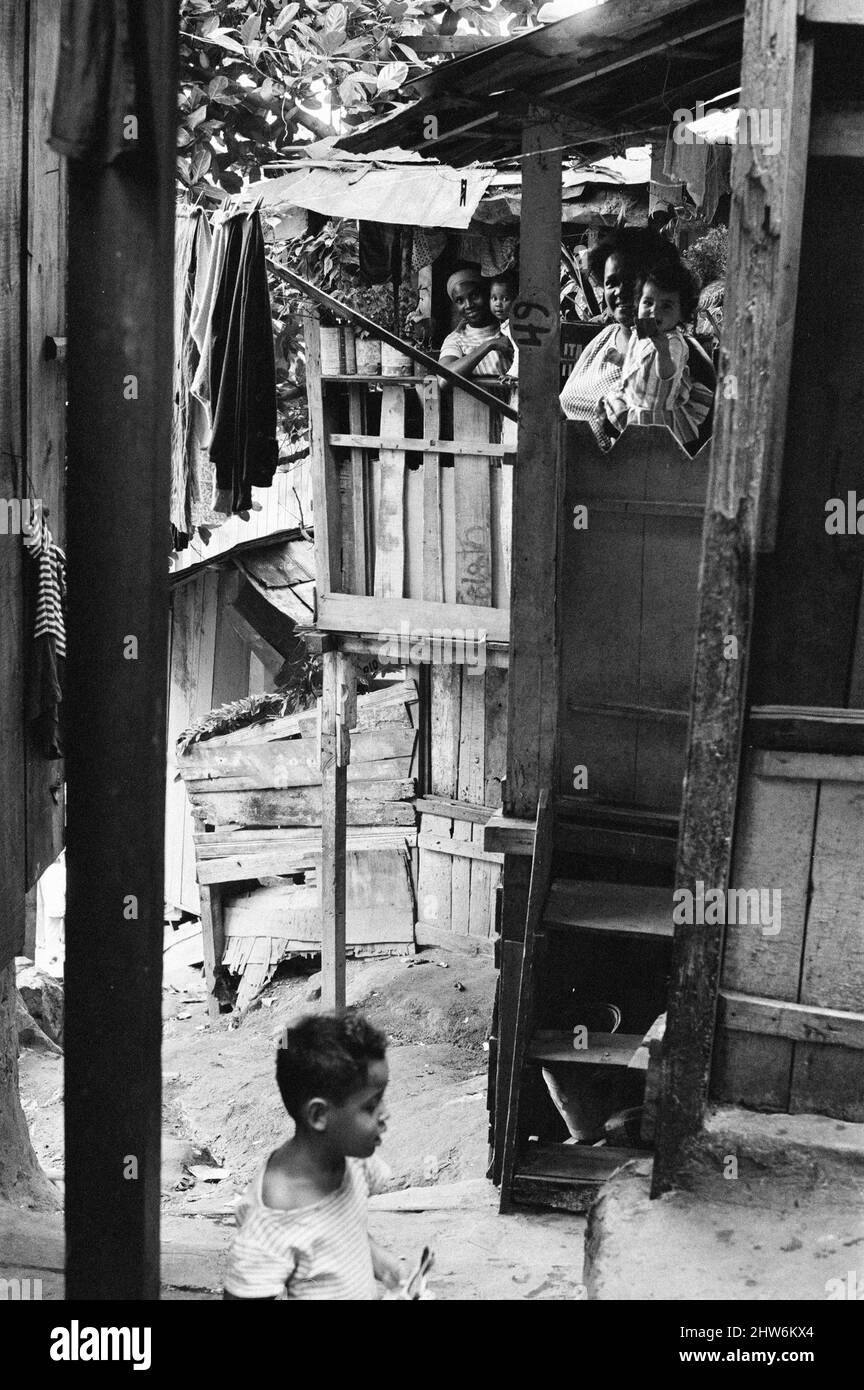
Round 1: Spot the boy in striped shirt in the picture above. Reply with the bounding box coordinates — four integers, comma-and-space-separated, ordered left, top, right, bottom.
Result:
224, 1011, 402, 1300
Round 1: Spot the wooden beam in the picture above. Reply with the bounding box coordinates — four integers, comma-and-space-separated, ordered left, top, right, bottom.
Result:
199, 886, 226, 1021
529, 7, 743, 106
720, 990, 864, 1050
63, 0, 176, 1303
418, 832, 503, 866
652, 0, 805, 1197
750, 750, 864, 782
416, 797, 495, 824
799, 0, 864, 21
320, 650, 354, 1009
404, 34, 525, 55
504, 114, 562, 818
317, 592, 509, 646
329, 433, 509, 459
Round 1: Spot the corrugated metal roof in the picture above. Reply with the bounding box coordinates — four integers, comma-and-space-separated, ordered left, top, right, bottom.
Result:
338, 0, 744, 165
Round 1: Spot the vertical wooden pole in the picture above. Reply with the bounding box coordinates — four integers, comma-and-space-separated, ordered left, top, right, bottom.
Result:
504, 112, 562, 818
494, 112, 562, 1176
64, 1, 177, 1299
653, 0, 806, 1196
320, 648, 354, 1010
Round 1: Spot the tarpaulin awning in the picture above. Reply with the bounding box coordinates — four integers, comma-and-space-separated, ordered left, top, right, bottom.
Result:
241, 147, 495, 230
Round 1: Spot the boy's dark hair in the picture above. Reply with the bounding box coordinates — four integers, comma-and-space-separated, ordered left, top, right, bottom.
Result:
637, 259, 699, 323
489, 272, 517, 295
275, 1011, 387, 1119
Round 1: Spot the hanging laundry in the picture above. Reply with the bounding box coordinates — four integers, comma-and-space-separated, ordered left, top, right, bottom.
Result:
208, 213, 279, 516
49, 0, 140, 166
189, 216, 234, 526
411, 228, 447, 272
359, 222, 398, 285
701, 144, 732, 225
456, 232, 484, 265
663, 131, 709, 213
22, 518, 67, 760
480, 235, 519, 278
173, 208, 222, 542
649, 141, 684, 216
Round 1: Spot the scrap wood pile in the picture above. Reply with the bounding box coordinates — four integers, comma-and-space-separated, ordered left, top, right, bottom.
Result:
176, 679, 419, 1010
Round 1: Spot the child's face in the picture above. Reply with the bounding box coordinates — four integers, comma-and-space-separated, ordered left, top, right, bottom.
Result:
324, 1058, 390, 1159
489, 283, 512, 322
638, 280, 681, 334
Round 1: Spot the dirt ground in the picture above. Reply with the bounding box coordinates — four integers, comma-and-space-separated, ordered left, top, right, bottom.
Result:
16, 941, 589, 1299
20, 943, 495, 1213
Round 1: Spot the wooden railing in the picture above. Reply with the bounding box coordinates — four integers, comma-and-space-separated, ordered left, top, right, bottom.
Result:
306, 316, 515, 660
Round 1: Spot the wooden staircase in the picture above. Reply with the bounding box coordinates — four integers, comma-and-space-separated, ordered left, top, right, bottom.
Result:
498, 793, 670, 1214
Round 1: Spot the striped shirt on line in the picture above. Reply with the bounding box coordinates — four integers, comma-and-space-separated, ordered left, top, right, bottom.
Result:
23, 520, 67, 658
224, 1153, 391, 1301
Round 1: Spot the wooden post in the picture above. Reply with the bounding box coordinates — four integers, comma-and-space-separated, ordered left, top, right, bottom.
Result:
652, 0, 806, 1196
320, 649, 355, 1009
504, 112, 562, 818
494, 111, 562, 1175
63, 1, 177, 1300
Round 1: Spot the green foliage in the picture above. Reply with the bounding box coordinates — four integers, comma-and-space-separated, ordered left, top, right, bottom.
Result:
684, 225, 728, 289
178, 1, 542, 200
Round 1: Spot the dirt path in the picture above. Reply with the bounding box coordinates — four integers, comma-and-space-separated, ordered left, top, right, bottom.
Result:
17, 945, 587, 1299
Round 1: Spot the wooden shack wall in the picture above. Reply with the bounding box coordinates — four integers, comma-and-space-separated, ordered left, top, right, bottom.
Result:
1, 0, 66, 970
166, 565, 285, 915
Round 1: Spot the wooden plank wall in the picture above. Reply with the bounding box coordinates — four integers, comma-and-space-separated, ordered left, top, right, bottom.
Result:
557, 422, 710, 815
165, 565, 284, 914
713, 752, 864, 1121
25, 0, 67, 892
0, 3, 28, 969
415, 665, 508, 941
329, 377, 513, 613
1, 0, 67, 968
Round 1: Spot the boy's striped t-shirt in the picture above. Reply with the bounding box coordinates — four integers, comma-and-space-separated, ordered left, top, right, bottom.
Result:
224, 1153, 391, 1300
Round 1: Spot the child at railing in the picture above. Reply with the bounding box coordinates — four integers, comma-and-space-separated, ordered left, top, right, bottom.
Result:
601, 260, 709, 451
490, 273, 518, 380
439, 268, 514, 378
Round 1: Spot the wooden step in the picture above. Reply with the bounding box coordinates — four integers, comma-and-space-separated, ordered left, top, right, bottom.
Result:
511, 1143, 644, 1212
544, 881, 674, 939
482, 802, 678, 858
528, 1030, 646, 1067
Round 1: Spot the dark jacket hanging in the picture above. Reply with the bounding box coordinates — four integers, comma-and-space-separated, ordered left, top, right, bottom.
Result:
208, 214, 279, 515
